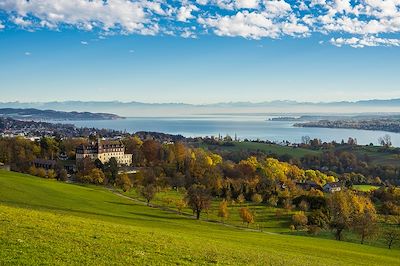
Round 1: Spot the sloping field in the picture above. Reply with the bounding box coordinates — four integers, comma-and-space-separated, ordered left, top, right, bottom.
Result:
0, 170, 398, 265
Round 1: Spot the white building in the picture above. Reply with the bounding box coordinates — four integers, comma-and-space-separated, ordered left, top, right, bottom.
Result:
323, 182, 342, 193
76, 139, 132, 165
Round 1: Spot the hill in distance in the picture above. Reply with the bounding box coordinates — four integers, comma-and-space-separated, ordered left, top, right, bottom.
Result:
0, 108, 123, 121
0, 99, 399, 117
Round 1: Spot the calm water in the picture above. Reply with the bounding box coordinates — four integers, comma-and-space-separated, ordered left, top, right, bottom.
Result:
61, 115, 400, 147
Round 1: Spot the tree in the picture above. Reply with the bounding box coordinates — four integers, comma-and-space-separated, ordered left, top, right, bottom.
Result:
301, 136, 311, 145
58, 169, 68, 181
76, 156, 95, 176
105, 157, 118, 183
89, 168, 105, 184
298, 200, 309, 211
47, 169, 57, 179
28, 166, 37, 176
251, 193, 263, 204
237, 194, 245, 203
328, 191, 353, 241
379, 134, 392, 148
292, 211, 308, 230
239, 207, 254, 227
352, 197, 378, 244
141, 139, 161, 164
141, 184, 157, 205
383, 227, 400, 249
218, 200, 229, 223
36, 168, 47, 178
116, 173, 132, 192
186, 184, 211, 220
175, 199, 187, 214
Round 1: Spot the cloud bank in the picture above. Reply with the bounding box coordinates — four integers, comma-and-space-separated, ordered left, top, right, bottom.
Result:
1, 0, 400, 47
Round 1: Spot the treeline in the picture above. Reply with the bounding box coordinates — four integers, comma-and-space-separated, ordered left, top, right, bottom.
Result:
204, 138, 400, 186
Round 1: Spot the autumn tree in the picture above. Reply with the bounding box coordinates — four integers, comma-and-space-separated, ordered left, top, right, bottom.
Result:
90, 168, 105, 184
186, 184, 211, 220
175, 199, 187, 214
218, 200, 229, 223
141, 184, 157, 205
58, 169, 68, 181
239, 207, 254, 227
116, 173, 133, 192
36, 168, 47, 178
47, 169, 57, 179
328, 191, 354, 241
76, 156, 95, 176
352, 196, 378, 244
28, 166, 37, 176
105, 157, 119, 183
251, 193, 263, 204
237, 194, 245, 203
141, 139, 161, 164
292, 211, 308, 230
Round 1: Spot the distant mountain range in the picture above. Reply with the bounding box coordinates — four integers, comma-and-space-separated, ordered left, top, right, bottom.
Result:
0, 108, 123, 121
0, 99, 399, 117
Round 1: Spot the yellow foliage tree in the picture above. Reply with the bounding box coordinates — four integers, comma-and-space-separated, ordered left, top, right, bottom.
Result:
218, 200, 229, 223
239, 207, 254, 227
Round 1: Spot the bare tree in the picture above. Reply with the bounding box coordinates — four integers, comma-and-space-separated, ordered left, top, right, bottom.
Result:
378, 134, 392, 148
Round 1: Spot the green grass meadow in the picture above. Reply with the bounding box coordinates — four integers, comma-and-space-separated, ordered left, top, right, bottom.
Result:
0, 170, 399, 265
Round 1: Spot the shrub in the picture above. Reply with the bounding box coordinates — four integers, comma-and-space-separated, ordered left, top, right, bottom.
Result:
268, 196, 278, 207
47, 169, 57, 179
292, 211, 308, 230
299, 200, 309, 211
36, 168, 47, 178
251, 193, 263, 204
307, 225, 321, 235
237, 194, 245, 204
175, 199, 187, 214
239, 207, 254, 227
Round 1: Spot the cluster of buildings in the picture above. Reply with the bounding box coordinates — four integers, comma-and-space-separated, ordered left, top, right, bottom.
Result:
76, 139, 132, 165
30, 139, 133, 174
295, 180, 342, 193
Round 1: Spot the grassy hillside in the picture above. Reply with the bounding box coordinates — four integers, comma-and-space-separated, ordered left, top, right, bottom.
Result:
202, 141, 321, 159
201, 141, 400, 167
0, 170, 399, 265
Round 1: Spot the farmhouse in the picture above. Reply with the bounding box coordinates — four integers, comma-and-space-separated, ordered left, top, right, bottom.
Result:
323, 182, 342, 193
76, 139, 132, 165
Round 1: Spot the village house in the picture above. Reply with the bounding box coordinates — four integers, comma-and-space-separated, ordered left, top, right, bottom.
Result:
76, 139, 132, 166
323, 182, 342, 193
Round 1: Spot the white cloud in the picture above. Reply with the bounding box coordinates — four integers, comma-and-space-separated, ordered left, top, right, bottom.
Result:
24, 52, 31, 56
198, 10, 308, 39
0, 0, 158, 34
177, 4, 199, 22
13, 16, 32, 27
0, 0, 400, 47
330, 36, 400, 48
81, 41, 89, 45
181, 27, 197, 38
264, 0, 292, 17
236, 0, 259, 9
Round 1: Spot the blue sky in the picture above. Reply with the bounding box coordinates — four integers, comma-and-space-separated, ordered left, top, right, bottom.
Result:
1, 1, 400, 104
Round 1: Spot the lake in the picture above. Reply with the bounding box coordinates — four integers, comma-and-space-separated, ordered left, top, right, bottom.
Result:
60, 115, 400, 147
